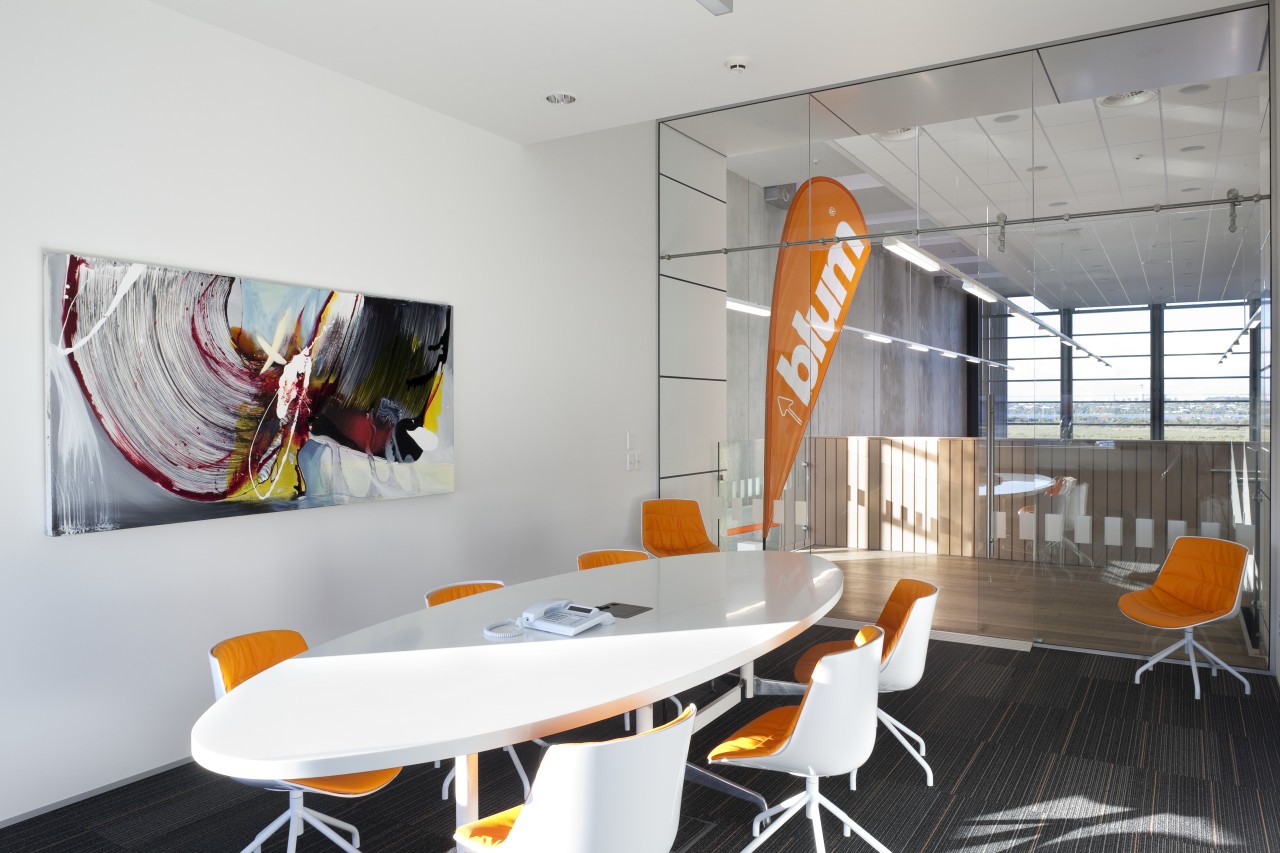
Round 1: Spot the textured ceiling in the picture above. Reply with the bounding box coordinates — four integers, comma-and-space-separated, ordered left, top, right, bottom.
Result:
144, 0, 1236, 145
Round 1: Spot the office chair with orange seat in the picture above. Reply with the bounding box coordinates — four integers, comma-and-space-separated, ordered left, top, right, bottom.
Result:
576, 549, 649, 571
641, 499, 718, 557
756, 578, 939, 787
709, 628, 890, 853
208, 630, 402, 853
1118, 535, 1252, 699
425, 579, 533, 799
454, 705, 697, 853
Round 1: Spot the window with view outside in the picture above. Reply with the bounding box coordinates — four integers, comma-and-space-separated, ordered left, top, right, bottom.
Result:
1000, 296, 1061, 438
990, 299, 1254, 441
1164, 301, 1252, 441
1071, 307, 1151, 440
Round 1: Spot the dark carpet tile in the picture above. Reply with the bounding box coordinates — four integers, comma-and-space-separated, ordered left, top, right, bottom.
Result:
947, 740, 1057, 806
1142, 724, 1224, 781
0, 827, 127, 853
1073, 673, 1163, 725
886, 686, 1005, 744
1061, 706, 1148, 768
989, 700, 1076, 755
1003, 660, 1088, 710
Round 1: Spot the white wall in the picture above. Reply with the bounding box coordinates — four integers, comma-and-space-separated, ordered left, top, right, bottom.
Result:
0, 0, 657, 824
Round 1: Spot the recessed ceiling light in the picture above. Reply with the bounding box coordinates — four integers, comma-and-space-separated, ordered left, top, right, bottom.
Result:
1026, 165, 1048, 173
1099, 90, 1157, 108
1181, 187, 1202, 193
993, 114, 1020, 123
1180, 83, 1211, 94
875, 127, 917, 141
1179, 144, 1206, 153
1049, 201, 1069, 207
545, 92, 577, 105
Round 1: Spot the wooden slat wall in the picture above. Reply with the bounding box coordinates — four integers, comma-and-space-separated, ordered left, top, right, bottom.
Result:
809, 437, 1247, 561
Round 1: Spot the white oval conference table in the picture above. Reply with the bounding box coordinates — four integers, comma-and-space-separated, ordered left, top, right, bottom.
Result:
191, 550, 844, 832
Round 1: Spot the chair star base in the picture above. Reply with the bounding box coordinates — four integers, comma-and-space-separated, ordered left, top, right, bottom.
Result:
1135, 627, 1251, 699
878, 709, 932, 786
744, 777, 891, 853
240, 790, 362, 853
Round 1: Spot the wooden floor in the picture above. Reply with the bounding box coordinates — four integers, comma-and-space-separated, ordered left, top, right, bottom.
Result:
816, 548, 1267, 670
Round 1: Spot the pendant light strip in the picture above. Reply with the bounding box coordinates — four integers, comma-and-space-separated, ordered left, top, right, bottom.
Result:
725, 298, 1013, 370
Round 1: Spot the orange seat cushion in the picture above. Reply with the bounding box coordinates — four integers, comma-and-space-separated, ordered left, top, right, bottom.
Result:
577, 549, 649, 571
1118, 537, 1247, 630
708, 705, 800, 763
642, 500, 719, 558
427, 582, 503, 607
876, 579, 935, 661
289, 767, 402, 796
455, 804, 522, 848
211, 630, 309, 694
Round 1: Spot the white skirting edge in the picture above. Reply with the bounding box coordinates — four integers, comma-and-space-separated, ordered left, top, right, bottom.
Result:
817, 618, 1033, 652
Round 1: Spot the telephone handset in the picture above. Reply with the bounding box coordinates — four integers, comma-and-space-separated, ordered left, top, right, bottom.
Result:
521, 598, 615, 636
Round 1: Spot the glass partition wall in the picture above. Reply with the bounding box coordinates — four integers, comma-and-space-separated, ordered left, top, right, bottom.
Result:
659, 6, 1273, 670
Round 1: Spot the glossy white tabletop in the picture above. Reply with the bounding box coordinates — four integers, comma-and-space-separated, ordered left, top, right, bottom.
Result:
191, 550, 843, 781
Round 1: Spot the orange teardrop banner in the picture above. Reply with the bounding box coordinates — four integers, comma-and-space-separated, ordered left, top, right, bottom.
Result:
762, 177, 870, 542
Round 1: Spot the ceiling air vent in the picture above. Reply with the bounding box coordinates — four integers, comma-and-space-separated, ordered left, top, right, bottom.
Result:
1098, 90, 1156, 108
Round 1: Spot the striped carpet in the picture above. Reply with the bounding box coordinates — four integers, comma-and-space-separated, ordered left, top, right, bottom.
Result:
2, 626, 1274, 852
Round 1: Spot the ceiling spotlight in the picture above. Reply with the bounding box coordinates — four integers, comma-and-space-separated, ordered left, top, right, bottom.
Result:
993, 114, 1020, 123
1049, 201, 1069, 208
545, 92, 577, 105
1180, 144, 1206, 153
883, 237, 941, 272
940, 351, 959, 359
864, 333, 893, 344
1180, 83, 1211, 94
696, 0, 733, 14
1181, 186, 1202, 193
964, 356, 982, 364
1026, 165, 1048, 173
908, 343, 930, 352
1099, 90, 1157, 108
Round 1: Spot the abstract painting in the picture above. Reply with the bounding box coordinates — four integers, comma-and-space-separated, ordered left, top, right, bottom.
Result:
45, 252, 453, 535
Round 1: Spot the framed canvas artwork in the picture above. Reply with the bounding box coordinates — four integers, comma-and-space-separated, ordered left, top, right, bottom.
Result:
45, 252, 454, 535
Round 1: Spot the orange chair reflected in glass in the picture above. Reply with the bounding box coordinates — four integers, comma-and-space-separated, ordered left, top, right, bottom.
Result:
1118, 535, 1252, 699
208, 630, 402, 853
641, 499, 718, 557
